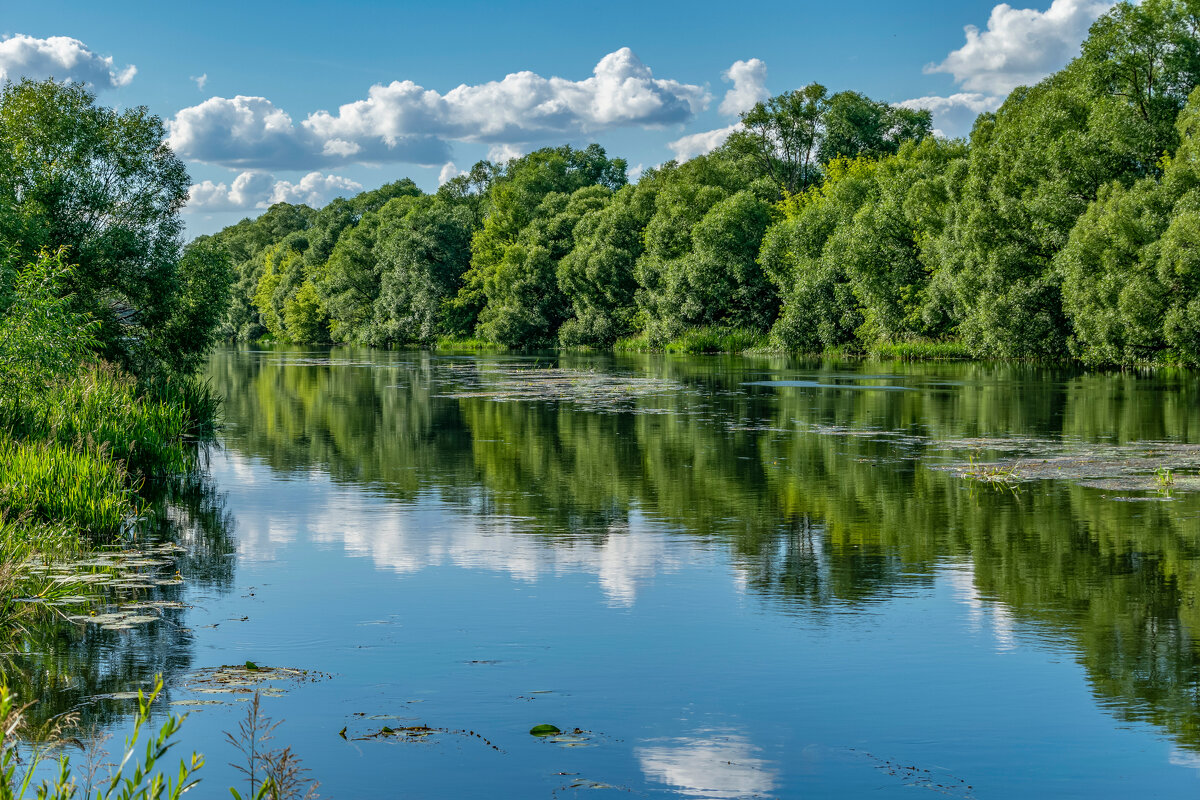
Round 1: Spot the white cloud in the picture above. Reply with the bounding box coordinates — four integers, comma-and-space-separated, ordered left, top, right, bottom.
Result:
438, 162, 462, 185
0, 34, 135, 89
627, 162, 645, 182
167, 48, 710, 170
270, 171, 363, 205
186, 170, 361, 211
926, 0, 1113, 95
191, 73, 207, 91
487, 143, 524, 163
718, 58, 768, 117
668, 123, 740, 162
897, 92, 1003, 138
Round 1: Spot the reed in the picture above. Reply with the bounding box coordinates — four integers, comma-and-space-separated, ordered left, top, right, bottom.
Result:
0, 436, 138, 538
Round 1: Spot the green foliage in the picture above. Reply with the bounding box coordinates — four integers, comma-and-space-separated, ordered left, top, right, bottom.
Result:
476, 186, 611, 347
453, 144, 627, 337
369, 198, 474, 346
662, 326, 768, 353
820, 90, 933, 164
634, 151, 769, 343
0, 249, 98, 415
0, 678, 203, 799
0, 435, 136, 537
1057, 85, 1200, 365
281, 281, 329, 345
0, 79, 224, 379
762, 156, 879, 351
558, 182, 657, 347
727, 84, 831, 194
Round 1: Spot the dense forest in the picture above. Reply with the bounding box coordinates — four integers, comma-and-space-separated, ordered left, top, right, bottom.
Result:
210, 0, 1200, 367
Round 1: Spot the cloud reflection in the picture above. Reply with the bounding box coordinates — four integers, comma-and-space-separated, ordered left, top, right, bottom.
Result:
638, 731, 778, 799
219, 451, 689, 607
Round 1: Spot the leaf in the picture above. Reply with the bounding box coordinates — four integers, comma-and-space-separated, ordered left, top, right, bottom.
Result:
244, 661, 259, 671
530, 724, 561, 737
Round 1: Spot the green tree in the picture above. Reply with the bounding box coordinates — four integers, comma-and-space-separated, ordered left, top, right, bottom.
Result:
820, 91, 932, 163
453, 144, 626, 338
0, 79, 201, 376
477, 185, 611, 347
558, 180, 658, 347
1057, 86, 1200, 365
929, 0, 1200, 358
368, 197, 475, 346
761, 157, 879, 351
728, 84, 830, 194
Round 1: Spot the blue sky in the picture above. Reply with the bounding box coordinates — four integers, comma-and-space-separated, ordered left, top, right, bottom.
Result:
2, 0, 1115, 235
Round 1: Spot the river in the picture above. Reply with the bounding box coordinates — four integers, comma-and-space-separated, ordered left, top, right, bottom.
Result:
12, 345, 1200, 798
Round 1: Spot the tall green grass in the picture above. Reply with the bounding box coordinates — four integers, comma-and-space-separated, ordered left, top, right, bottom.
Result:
866, 340, 972, 361
433, 336, 505, 352
0, 437, 138, 537
614, 327, 768, 354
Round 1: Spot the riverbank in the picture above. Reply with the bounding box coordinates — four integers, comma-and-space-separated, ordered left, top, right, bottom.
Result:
0, 363, 218, 634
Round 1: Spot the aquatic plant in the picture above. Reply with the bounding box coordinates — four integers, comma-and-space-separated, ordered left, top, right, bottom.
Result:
226, 694, 319, 800
0, 678, 202, 799
0, 437, 138, 537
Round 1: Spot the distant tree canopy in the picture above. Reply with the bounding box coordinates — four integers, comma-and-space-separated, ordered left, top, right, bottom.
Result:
208, 0, 1200, 366
0, 78, 228, 377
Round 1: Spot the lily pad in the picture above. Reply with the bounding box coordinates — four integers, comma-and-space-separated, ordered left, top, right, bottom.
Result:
530, 724, 561, 737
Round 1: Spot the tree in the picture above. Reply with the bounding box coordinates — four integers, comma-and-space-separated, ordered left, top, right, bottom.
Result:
1057, 86, 1200, 365
820, 91, 932, 163
452, 144, 627, 337
728, 84, 830, 194
558, 180, 658, 347
368, 197, 475, 346
476, 185, 611, 347
0, 79, 201, 376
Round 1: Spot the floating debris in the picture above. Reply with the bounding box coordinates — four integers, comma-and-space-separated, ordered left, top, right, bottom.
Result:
532, 726, 603, 748
436, 365, 683, 413
177, 664, 330, 702
936, 441, 1200, 495
346, 719, 502, 751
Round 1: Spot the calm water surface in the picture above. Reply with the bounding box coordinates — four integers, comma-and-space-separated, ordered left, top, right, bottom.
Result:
15, 346, 1200, 798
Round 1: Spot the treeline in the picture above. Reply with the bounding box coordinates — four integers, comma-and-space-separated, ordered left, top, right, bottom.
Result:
214, 0, 1200, 366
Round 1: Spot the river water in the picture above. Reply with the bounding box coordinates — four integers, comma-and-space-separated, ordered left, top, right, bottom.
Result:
14, 345, 1200, 798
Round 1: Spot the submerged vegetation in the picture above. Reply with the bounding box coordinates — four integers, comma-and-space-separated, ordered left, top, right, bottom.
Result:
210, 0, 1200, 366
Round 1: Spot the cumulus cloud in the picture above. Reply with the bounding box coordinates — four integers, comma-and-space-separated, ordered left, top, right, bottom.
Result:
927, 0, 1113, 95
187, 170, 361, 211
191, 73, 207, 91
719, 58, 768, 117
168, 48, 710, 171
0, 34, 135, 88
900, 1, 1111, 139
897, 92, 1004, 138
668, 123, 740, 162
438, 162, 461, 185
486, 143, 524, 163
270, 172, 364, 205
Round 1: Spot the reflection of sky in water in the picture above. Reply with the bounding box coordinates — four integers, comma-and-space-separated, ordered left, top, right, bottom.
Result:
638, 731, 777, 799
219, 450, 690, 608
946, 562, 1018, 652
